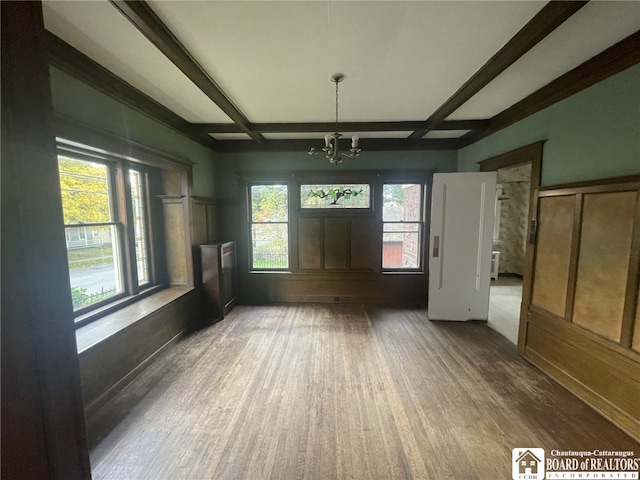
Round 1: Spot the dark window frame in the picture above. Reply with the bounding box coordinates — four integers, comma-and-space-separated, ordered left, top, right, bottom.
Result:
241, 170, 433, 275
58, 140, 162, 326
247, 181, 291, 271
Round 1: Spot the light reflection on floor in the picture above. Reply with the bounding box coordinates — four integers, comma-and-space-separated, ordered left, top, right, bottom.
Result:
488, 276, 523, 345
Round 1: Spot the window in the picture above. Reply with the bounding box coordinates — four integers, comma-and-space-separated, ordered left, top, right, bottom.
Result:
249, 184, 289, 269
382, 183, 424, 270
59, 149, 156, 316
300, 183, 370, 209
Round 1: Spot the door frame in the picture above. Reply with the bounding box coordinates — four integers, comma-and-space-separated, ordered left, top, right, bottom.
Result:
478, 141, 544, 353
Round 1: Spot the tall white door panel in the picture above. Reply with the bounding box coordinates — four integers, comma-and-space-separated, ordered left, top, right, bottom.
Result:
428, 172, 497, 321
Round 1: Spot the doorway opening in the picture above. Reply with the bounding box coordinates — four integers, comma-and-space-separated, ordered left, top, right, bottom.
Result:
478, 142, 543, 347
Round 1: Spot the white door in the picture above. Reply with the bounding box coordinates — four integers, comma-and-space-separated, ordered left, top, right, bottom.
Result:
428, 172, 497, 321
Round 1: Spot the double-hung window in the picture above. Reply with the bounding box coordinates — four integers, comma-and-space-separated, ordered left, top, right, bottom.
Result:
382, 183, 424, 270
58, 144, 156, 318
249, 184, 289, 270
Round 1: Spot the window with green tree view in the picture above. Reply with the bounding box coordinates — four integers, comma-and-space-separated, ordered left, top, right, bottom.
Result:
250, 184, 289, 269
59, 148, 155, 317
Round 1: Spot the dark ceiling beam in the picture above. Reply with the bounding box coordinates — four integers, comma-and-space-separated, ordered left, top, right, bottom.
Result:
193, 119, 489, 135
458, 29, 640, 148
45, 31, 472, 153
214, 137, 459, 153
408, 0, 589, 140
110, 0, 264, 143
46, 32, 217, 150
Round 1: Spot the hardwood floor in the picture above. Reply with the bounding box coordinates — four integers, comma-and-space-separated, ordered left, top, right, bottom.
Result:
88, 304, 639, 479
488, 277, 523, 345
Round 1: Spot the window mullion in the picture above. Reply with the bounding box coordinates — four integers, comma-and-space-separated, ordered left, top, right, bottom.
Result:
115, 161, 140, 294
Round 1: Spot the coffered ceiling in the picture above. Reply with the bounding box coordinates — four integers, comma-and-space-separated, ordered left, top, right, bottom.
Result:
42, 1, 640, 152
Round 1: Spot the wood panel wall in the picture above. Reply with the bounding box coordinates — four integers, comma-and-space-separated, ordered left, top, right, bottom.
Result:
530, 196, 574, 318
237, 172, 431, 305
77, 165, 203, 435
191, 195, 218, 295
297, 216, 378, 272
192, 196, 219, 246
572, 192, 636, 341
523, 177, 640, 441
78, 289, 197, 418
160, 169, 195, 287
242, 272, 428, 305
634, 285, 640, 351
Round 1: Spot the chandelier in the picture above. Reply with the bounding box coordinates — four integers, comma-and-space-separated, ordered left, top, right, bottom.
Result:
308, 73, 361, 165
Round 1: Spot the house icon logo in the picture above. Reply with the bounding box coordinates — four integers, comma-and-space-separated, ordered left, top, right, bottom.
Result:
512, 448, 545, 480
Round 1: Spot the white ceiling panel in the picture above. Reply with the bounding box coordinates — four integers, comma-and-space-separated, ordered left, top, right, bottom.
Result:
40, 0, 635, 145
423, 130, 471, 139
148, 1, 544, 124
448, 1, 640, 120
263, 133, 338, 141
339, 131, 413, 140
264, 131, 413, 140
209, 133, 252, 141
42, 0, 232, 124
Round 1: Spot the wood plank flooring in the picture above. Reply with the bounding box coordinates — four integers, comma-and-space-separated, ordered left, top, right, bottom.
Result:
88, 304, 639, 479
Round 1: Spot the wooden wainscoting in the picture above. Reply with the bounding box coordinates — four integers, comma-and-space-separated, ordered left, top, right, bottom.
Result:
241, 272, 427, 305
191, 196, 219, 247
159, 168, 194, 286
522, 176, 640, 441
78, 287, 198, 419
297, 215, 379, 272
236, 170, 432, 306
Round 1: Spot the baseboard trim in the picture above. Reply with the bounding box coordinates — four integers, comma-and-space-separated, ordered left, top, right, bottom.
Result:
243, 295, 426, 306
524, 347, 640, 443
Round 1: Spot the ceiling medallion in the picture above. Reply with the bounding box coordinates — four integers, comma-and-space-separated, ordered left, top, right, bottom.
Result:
308, 73, 361, 165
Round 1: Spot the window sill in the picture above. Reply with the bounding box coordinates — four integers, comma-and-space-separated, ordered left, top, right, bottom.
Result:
382, 270, 424, 275
249, 270, 292, 274
74, 285, 166, 327
76, 285, 194, 354
247, 270, 425, 276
